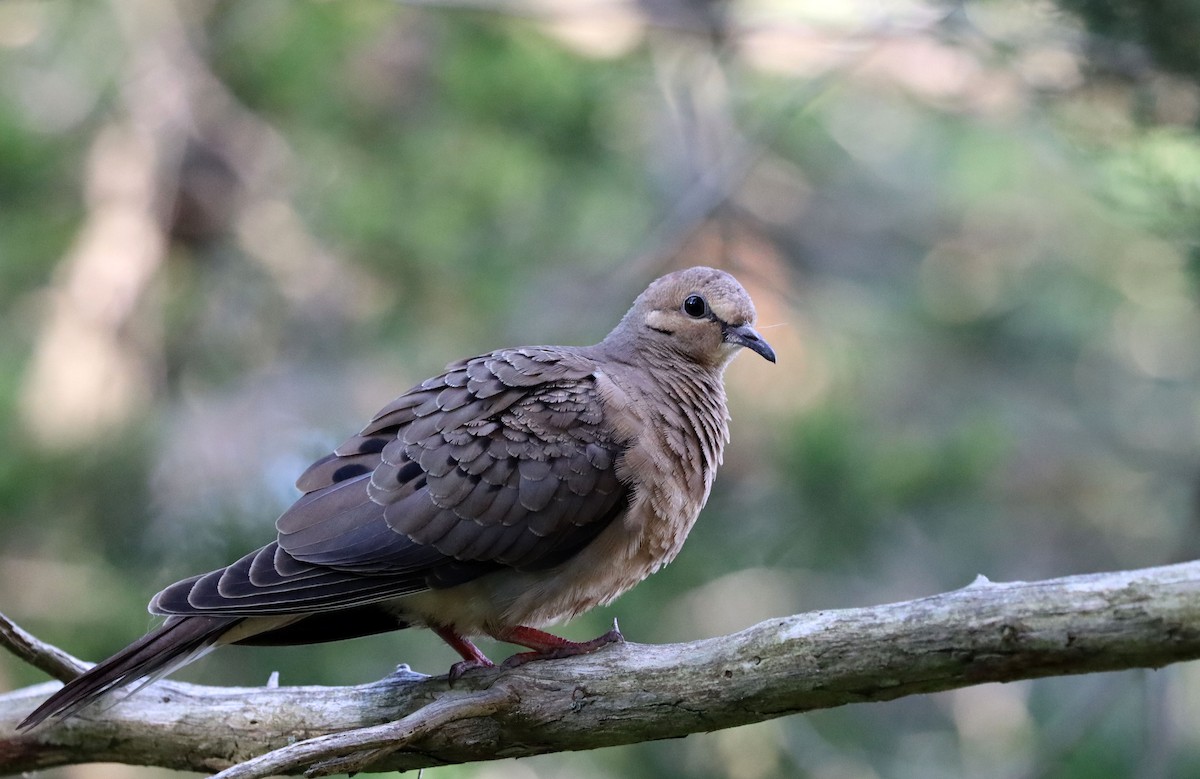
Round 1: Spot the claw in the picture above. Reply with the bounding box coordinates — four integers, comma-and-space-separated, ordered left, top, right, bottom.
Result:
608, 618, 625, 643
447, 657, 495, 686
432, 624, 496, 686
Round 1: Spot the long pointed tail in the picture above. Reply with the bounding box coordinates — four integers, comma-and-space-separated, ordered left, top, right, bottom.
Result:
19, 615, 238, 730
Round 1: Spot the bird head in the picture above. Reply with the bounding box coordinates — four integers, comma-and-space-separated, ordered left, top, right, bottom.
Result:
614, 266, 776, 369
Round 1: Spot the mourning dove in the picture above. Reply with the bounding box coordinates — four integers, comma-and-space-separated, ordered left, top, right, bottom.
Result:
21, 265, 775, 728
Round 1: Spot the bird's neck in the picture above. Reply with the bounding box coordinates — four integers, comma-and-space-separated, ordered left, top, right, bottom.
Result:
606, 338, 730, 481
652, 358, 730, 475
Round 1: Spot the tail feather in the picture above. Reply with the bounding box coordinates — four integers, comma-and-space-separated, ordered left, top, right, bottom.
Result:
19, 615, 238, 730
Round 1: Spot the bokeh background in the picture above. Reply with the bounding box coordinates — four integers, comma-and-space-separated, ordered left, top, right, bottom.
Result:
3, 1, 1200, 777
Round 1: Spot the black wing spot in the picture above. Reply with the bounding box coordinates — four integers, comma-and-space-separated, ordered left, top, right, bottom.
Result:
354, 437, 389, 454
332, 463, 371, 483
397, 461, 424, 484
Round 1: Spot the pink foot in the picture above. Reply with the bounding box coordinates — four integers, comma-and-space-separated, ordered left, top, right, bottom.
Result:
492, 622, 625, 669
432, 624, 496, 684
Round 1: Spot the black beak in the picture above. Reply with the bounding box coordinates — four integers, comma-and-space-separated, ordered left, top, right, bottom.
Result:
723, 322, 776, 363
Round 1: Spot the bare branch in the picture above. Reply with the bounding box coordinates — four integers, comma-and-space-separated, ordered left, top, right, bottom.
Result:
214, 682, 519, 779
2, 561, 1200, 776
0, 613, 88, 683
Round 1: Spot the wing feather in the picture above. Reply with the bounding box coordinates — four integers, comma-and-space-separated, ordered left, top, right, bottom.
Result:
153, 347, 631, 619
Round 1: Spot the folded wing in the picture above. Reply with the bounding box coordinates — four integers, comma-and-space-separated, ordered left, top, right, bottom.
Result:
151, 347, 629, 617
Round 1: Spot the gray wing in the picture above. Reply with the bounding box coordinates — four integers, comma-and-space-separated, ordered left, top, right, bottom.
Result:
151, 347, 630, 616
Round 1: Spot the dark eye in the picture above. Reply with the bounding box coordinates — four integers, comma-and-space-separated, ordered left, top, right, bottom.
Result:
683, 294, 709, 318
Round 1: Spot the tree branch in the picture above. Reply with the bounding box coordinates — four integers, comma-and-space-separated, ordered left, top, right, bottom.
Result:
213, 682, 520, 779
3, 561, 1200, 776
0, 614, 88, 684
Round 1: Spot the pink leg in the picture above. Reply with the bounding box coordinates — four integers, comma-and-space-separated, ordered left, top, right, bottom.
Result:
489, 622, 625, 669
431, 624, 495, 683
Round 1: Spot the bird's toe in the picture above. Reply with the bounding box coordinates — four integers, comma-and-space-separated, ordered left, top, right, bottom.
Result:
447, 657, 495, 685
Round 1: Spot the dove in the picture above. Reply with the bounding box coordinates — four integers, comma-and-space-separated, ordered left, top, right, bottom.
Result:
20, 265, 775, 729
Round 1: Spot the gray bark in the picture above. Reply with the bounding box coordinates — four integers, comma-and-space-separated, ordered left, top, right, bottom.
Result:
3, 561, 1200, 777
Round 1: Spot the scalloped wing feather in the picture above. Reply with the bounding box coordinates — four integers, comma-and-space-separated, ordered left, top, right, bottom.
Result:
150, 347, 630, 617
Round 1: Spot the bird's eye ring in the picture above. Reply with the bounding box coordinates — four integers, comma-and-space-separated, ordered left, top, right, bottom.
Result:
682, 294, 709, 318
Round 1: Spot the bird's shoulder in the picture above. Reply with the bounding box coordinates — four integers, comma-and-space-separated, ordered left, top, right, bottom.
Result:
292, 345, 624, 497
265, 344, 633, 578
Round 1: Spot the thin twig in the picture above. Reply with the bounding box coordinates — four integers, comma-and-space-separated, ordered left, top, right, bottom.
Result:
0, 611, 89, 682
210, 683, 519, 779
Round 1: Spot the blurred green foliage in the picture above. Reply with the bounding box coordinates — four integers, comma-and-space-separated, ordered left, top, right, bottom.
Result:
3, 1, 1200, 778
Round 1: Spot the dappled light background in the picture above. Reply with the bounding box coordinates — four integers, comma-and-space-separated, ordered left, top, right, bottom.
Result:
3, 1, 1200, 777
